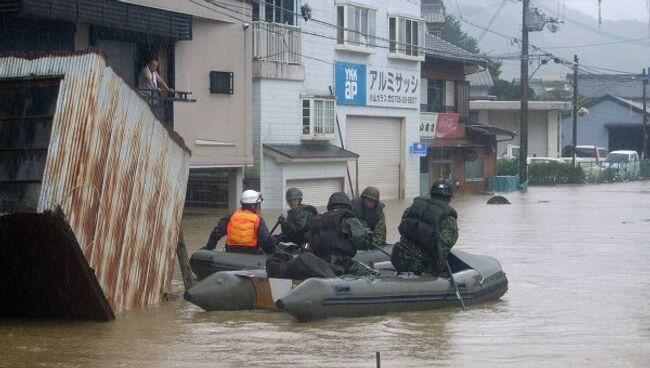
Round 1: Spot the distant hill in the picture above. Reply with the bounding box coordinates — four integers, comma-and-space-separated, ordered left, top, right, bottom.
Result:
448, 0, 650, 80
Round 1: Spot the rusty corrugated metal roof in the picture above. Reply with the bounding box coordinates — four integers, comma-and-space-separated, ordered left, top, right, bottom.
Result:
0, 52, 190, 316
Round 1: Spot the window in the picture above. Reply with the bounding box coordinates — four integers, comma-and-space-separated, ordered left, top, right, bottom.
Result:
389, 16, 424, 58
423, 79, 459, 113
336, 5, 376, 48
464, 157, 484, 181
302, 98, 335, 139
253, 0, 296, 25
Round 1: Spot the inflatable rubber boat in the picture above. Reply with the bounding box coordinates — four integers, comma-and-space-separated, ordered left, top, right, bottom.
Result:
184, 249, 507, 319
277, 250, 508, 321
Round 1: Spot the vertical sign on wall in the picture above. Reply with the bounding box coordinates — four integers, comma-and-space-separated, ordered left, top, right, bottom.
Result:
335, 61, 366, 106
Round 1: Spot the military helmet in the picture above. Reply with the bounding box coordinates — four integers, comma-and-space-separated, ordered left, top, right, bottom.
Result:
327, 191, 351, 210
285, 187, 303, 201
430, 179, 454, 198
360, 186, 380, 202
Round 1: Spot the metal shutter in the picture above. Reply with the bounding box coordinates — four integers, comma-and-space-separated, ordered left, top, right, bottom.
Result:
286, 178, 343, 208
346, 116, 402, 200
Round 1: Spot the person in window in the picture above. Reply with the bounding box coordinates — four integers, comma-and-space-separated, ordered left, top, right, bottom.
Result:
201, 190, 275, 255
139, 57, 173, 93
350, 186, 386, 250
392, 179, 459, 276
276, 188, 318, 247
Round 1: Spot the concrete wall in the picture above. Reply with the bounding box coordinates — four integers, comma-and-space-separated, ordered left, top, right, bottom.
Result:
174, 17, 253, 167
561, 99, 644, 150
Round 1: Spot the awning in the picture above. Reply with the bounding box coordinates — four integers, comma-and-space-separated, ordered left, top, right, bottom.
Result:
466, 124, 516, 138
264, 143, 358, 163
427, 139, 483, 149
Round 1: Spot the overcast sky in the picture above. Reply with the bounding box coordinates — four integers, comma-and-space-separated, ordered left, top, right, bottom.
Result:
559, 0, 649, 21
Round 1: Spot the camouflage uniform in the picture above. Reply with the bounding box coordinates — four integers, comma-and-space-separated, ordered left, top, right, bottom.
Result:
350, 196, 387, 250
392, 197, 459, 275
309, 192, 376, 276
278, 204, 317, 246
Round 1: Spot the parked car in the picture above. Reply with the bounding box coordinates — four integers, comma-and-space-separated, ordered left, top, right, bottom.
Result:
526, 157, 565, 165
561, 145, 608, 165
604, 150, 641, 180
501, 144, 520, 160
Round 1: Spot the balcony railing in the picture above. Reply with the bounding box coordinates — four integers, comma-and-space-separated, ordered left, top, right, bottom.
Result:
252, 21, 301, 64
138, 89, 196, 126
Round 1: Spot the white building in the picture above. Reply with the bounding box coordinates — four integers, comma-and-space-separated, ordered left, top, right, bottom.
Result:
470, 100, 572, 158
251, 0, 424, 209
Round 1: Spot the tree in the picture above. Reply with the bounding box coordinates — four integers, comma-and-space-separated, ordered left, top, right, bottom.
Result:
440, 15, 480, 54
440, 14, 514, 98
490, 79, 537, 100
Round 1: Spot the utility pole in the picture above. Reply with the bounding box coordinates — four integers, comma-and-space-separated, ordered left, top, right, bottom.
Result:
643, 68, 648, 159
519, 0, 530, 186
572, 55, 579, 167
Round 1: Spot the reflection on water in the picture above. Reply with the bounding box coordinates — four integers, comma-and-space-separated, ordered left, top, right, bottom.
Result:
2, 182, 650, 367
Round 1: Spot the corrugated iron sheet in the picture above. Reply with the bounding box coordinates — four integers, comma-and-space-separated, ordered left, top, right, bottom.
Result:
0, 52, 190, 316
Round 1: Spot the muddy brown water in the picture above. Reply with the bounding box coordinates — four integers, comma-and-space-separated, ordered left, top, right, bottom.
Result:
2, 182, 650, 367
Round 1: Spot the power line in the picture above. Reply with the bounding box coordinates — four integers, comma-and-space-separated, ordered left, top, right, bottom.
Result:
206, 0, 489, 62
534, 36, 650, 49
537, 2, 650, 49
477, 0, 510, 42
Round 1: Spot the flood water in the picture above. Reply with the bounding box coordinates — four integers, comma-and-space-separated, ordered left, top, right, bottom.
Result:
2, 182, 650, 367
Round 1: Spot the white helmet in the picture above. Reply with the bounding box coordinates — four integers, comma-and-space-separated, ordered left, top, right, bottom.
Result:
240, 190, 263, 204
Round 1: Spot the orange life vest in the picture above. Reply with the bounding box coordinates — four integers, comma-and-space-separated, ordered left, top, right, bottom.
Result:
226, 209, 260, 247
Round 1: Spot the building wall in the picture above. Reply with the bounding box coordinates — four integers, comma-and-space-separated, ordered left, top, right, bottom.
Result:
450, 147, 496, 193
255, 0, 422, 209
421, 58, 465, 81
561, 99, 643, 150
479, 110, 553, 157
174, 17, 253, 167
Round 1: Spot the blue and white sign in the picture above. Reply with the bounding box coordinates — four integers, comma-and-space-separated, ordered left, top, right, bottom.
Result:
366, 65, 420, 109
335, 61, 419, 109
335, 61, 366, 106
410, 142, 428, 157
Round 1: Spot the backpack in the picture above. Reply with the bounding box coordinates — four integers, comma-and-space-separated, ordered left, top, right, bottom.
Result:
265, 251, 336, 280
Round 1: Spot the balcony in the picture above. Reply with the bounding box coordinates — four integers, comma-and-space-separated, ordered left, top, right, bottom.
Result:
138, 89, 195, 127
252, 21, 301, 64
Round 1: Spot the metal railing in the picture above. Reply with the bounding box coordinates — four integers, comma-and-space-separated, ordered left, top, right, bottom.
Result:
137, 89, 195, 125
252, 21, 301, 64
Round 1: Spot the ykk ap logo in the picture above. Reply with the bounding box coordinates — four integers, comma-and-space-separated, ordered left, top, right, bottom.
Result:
345, 67, 358, 100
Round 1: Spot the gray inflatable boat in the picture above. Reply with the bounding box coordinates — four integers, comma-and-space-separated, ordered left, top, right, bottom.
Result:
184, 249, 507, 319
189, 245, 394, 280
277, 250, 508, 321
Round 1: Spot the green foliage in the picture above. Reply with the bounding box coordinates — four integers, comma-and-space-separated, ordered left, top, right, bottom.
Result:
498, 160, 585, 185
441, 15, 480, 54
641, 160, 650, 178
497, 159, 518, 176
490, 79, 537, 100
528, 162, 584, 185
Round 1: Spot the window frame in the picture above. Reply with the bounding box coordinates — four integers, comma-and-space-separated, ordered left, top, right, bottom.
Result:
301, 97, 336, 140
336, 3, 377, 52
464, 156, 484, 181
388, 14, 425, 61
253, 0, 296, 25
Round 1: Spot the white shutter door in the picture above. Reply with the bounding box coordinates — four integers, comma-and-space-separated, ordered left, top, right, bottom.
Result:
286, 178, 343, 208
346, 117, 402, 199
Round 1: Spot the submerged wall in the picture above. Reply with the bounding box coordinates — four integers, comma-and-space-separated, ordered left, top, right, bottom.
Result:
0, 52, 191, 317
